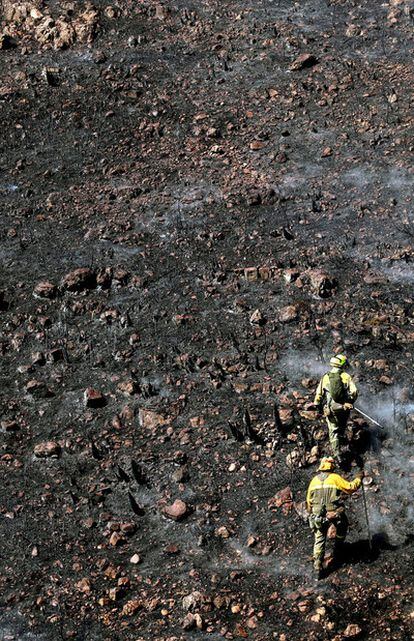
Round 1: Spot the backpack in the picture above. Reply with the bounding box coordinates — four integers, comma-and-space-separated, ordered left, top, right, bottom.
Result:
328, 371, 347, 404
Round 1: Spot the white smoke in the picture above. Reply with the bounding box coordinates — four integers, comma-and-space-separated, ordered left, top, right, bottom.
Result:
278, 350, 328, 379
360, 387, 414, 545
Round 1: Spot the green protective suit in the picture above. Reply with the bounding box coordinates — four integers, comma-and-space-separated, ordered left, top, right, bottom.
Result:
314, 368, 358, 458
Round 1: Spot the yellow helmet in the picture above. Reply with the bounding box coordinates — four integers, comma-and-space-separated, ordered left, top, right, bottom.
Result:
329, 354, 347, 369
318, 457, 335, 472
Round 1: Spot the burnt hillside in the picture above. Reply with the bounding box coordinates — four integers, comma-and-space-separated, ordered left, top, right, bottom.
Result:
0, 1, 413, 640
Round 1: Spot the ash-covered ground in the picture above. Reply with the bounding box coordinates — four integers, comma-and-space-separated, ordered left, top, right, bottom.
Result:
0, 1, 414, 639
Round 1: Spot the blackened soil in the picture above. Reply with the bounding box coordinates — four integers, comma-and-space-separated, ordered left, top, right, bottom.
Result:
0, 1, 413, 640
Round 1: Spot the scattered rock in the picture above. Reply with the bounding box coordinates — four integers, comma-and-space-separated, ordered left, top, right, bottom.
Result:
182, 613, 203, 630
129, 554, 141, 564
343, 624, 362, 638
26, 379, 52, 397
117, 379, 138, 396
139, 408, 168, 429
279, 305, 299, 323
307, 270, 338, 298
109, 531, 124, 547
246, 535, 258, 547
249, 309, 266, 325
76, 578, 91, 594
290, 53, 318, 71
1, 420, 19, 432
182, 591, 204, 611
122, 599, 142, 616
163, 499, 189, 521
34, 441, 61, 458
61, 268, 96, 292
31, 351, 46, 365
321, 146, 333, 157
84, 388, 106, 408
268, 487, 294, 514
33, 281, 58, 299
278, 407, 294, 427
215, 526, 230, 538
250, 140, 266, 150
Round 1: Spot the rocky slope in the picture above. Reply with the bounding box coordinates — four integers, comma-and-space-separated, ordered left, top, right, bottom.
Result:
0, 1, 413, 639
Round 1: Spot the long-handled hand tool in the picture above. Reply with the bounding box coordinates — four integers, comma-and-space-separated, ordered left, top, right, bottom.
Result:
354, 406, 386, 430
361, 481, 372, 552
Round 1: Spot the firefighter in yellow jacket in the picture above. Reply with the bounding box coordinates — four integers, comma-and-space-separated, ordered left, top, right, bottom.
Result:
307, 457, 363, 578
314, 354, 358, 462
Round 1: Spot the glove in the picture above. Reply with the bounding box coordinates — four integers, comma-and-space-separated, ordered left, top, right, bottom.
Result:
343, 403, 353, 411
356, 470, 365, 480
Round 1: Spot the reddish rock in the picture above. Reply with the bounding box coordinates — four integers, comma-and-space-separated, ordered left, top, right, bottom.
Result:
173, 313, 194, 325
26, 379, 51, 397
108, 586, 124, 601
249, 309, 266, 325
129, 553, 141, 564
215, 525, 230, 538
117, 380, 138, 396
96, 267, 112, 289
34, 441, 61, 458
31, 351, 46, 365
163, 499, 189, 521
307, 269, 337, 298
182, 612, 203, 630
122, 599, 142, 616
38, 316, 52, 328
284, 269, 300, 283
250, 140, 266, 150
343, 624, 362, 638
247, 617, 258, 630
278, 407, 294, 427
112, 268, 129, 285
75, 578, 91, 594
84, 388, 106, 408
290, 53, 318, 71
129, 332, 141, 345
61, 268, 96, 292
120, 522, 136, 536
299, 409, 318, 421
33, 281, 57, 299
1, 420, 19, 432
268, 486, 294, 514
182, 590, 205, 611
109, 531, 124, 547
139, 408, 167, 429
321, 146, 333, 157
279, 305, 299, 323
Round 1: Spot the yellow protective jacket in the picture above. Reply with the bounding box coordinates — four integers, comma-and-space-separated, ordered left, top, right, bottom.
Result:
314, 369, 358, 407
306, 472, 361, 514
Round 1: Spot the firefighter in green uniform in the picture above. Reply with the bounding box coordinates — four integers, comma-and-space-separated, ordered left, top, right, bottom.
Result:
314, 354, 358, 463
307, 457, 363, 579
